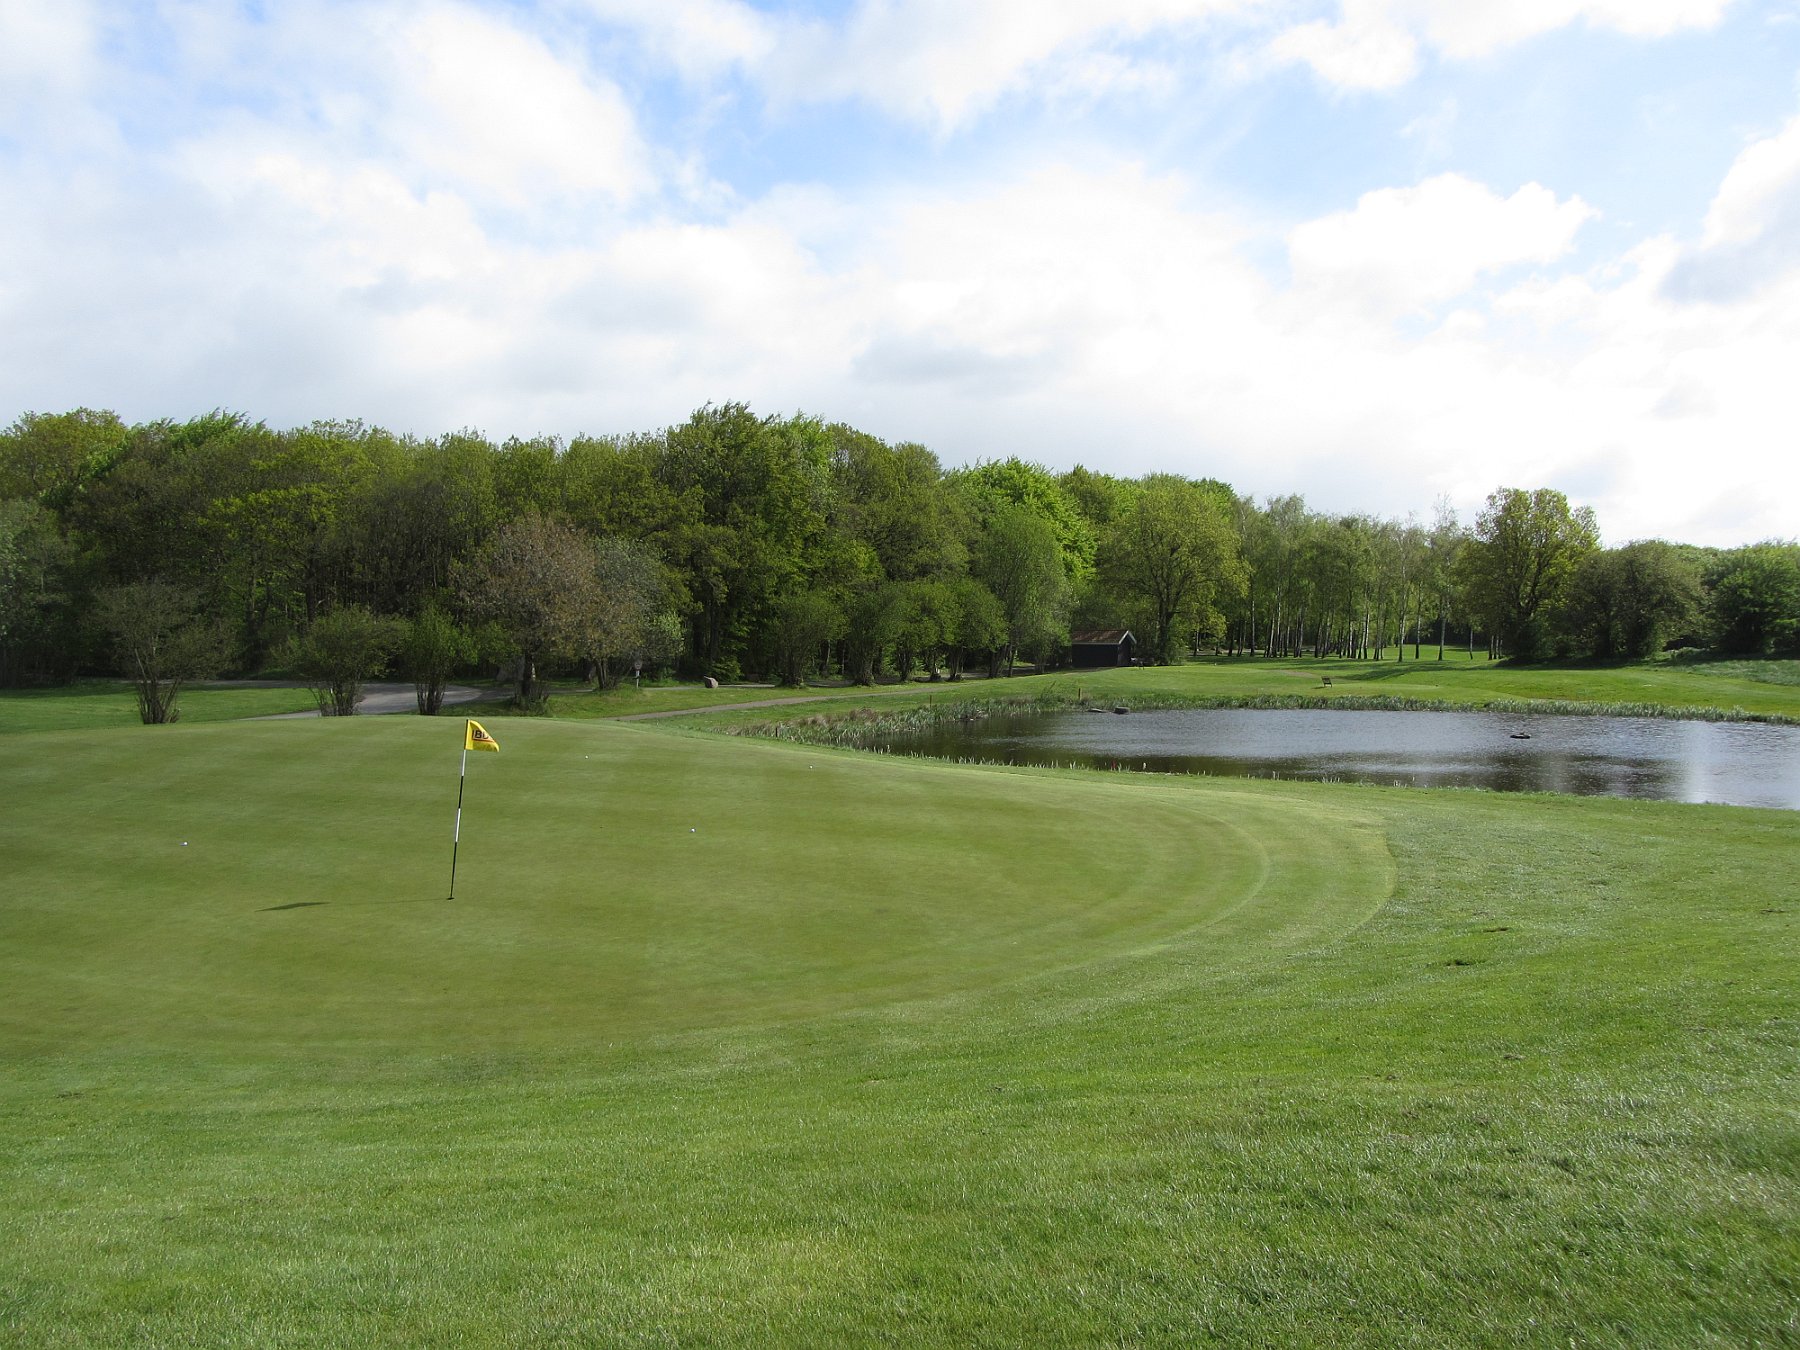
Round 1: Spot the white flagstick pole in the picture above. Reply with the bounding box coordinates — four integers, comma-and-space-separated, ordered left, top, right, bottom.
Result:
449, 737, 468, 900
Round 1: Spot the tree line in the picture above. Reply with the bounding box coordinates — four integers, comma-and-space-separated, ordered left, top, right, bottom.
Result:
1, 404, 1795, 718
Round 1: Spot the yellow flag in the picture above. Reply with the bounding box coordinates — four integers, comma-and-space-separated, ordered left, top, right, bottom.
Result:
465, 719, 500, 753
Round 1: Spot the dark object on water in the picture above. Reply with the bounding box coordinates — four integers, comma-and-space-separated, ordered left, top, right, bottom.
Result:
1114, 706, 1130, 715
1510, 732, 1531, 739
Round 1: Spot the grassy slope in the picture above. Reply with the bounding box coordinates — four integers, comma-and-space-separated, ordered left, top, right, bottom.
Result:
10, 655, 1793, 735
533, 680, 886, 720
2, 717, 1794, 1344
0, 681, 317, 733
684, 655, 1800, 733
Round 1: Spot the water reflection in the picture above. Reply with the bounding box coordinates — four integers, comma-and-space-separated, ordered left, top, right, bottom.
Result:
872, 708, 1800, 809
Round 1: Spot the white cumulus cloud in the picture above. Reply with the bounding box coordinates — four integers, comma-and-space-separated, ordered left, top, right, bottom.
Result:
1288, 174, 1596, 314
1271, 0, 1737, 90
376, 3, 654, 207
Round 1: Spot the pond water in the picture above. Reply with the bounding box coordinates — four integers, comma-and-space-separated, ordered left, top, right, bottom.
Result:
871, 707, 1800, 809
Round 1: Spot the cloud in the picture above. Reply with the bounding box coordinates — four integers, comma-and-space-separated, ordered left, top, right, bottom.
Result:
1270, 0, 1737, 91
0, 0, 98, 112
1268, 13, 1419, 91
146, 2, 655, 212
733, 0, 1261, 132
364, 3, 655, 208
0, 0, 117, 151
1414, 0, 1737, 56
1288, 174, 1596, 314
1663, 114, 1800, 301
578, 0, 1739, 128
578, 0, 776, 80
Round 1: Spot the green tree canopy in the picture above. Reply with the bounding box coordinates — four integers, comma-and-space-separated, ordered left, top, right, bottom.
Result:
400, 606, 475, 715
973, 503, 1070, 674
1708, 542, 1800, 654
456, 511, 601, 707
1558, 540, 1703, 658
0, 407, 128, 506
289, 606, 404, 716
1460, 488, 1599, 660
1097, 475, 1245, 664
951, 458, 1095, 582
92, 580, 227, 724
585, 535, 680, 689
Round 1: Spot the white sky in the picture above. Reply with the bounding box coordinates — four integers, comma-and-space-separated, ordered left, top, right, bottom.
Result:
2, 0, 1798, 545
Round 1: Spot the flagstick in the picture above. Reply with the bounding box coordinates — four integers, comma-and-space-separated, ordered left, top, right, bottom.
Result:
449, 741, 467, 900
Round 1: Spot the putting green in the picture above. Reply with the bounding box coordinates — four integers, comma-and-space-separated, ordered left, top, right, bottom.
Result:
0, 719, 1392, 1057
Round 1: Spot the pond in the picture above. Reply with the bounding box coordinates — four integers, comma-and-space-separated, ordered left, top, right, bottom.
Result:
869, 707, 1800, 810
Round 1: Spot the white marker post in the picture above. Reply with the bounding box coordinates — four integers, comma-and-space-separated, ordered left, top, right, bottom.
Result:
449, 719, 500, 899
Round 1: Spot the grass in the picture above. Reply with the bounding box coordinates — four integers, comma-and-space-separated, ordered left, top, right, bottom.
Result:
2, 716, 1795, 1344
674, 654, 1800, 738
1675, 655, 1800, 686
1084, 651, 1800, 718
522, 678, 885, 720
0, 680, 318, 733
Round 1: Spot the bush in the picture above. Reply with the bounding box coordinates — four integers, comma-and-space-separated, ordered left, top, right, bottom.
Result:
289, 607, 403, 716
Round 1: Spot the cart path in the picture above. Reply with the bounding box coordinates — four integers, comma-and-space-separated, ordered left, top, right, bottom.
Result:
235, 681, 489, 718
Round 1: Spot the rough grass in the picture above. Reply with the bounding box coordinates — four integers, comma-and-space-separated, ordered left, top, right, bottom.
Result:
1675, 655, 1800, 686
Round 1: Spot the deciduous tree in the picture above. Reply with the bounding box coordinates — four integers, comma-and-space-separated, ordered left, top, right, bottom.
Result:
1559, 541, 1702, 658
974, 503, 1070, 675
289, 606, 404, 716
1460, 488, 1598, 660
400, 606, 475, 715
456, 512, 600, 707
769, 589, 844, 686
1708, 543, 1800, 654
585, 536, 679, 689
1097, 476, 1245, 664
0, 499, 80, 684
93, 580, 226, 724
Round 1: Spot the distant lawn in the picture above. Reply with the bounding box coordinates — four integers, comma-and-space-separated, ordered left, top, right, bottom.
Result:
1675, 655, 1800, 686
1079, 652, 1800, 718
680, 654, 1800, 733
523, 678, 882, 721
15, 655, 1788, 738
0, 680, 318, 733
1, 717, 1793, 1344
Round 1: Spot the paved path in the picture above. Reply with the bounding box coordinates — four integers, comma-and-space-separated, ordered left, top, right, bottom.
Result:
242, 681, 490, 719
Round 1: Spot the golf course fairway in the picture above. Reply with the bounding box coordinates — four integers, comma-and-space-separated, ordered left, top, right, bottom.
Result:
2, 717, 1794, 1345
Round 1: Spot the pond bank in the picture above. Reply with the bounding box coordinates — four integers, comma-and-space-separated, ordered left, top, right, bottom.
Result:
727, 688, 1800, 755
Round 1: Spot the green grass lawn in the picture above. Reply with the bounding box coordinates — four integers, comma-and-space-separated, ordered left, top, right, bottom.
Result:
523, 678, 886, 721
681, 654, 1800, 735
0, 680, 319, 733
2, 717, 1794, 1344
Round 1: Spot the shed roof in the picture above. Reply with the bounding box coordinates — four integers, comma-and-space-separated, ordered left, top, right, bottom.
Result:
1070, 629, 1135, 645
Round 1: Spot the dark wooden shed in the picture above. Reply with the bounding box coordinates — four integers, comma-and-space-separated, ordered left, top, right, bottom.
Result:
1070, 629, 1137, 668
